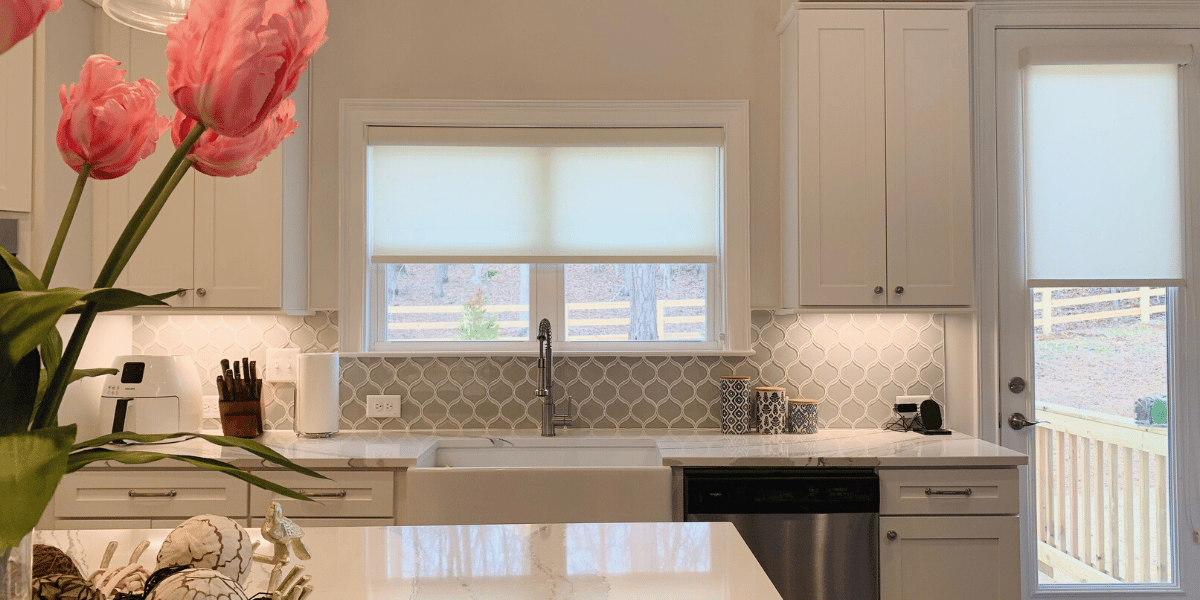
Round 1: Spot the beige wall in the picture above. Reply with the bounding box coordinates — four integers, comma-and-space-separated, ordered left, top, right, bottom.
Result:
308, 0, 783, 309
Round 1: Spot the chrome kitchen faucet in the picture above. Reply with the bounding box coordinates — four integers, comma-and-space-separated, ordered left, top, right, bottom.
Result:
536, 318, 573, 436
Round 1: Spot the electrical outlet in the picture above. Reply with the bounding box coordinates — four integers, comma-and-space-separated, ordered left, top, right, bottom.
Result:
366, 395, 402, 419
201, 394, 220, 419
264, 347, 300, 383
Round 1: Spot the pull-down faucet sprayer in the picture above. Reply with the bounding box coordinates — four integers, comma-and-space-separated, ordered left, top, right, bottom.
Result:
536, 318, 572, 436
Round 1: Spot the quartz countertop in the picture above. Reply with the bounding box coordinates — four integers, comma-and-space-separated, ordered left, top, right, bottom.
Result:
37, 522, 782, 600
83, 428, 1026, 469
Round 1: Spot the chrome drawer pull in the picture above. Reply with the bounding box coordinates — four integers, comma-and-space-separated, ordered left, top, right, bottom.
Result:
925, 487, 972, 497
299, 490, 347, 499
128, 490, 177, 498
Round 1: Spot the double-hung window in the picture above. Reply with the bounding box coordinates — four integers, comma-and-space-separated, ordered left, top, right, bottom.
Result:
340, 101, 750, 354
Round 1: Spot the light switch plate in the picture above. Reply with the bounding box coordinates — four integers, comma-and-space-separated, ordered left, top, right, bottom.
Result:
366, 395, 402, 418
264, 348, 300, 383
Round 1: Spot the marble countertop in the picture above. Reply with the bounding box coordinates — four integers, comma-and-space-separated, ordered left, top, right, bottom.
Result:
37, 522, 782, 600
84, 428, 1026, 469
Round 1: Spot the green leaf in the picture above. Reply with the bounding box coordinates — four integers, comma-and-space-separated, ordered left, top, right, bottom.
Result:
35, 368, 117, 411
0, 425, 76, 547
0, 350, 41, 435
63, 288, 186, 314
72, 432, 327, 481
0, 247, 46, 293
0, 287, 169, 380
40, 328, 63, 383
66, 448, 314, 502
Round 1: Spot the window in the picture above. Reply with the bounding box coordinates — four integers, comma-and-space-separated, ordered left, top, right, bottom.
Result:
340, 101, 750, 354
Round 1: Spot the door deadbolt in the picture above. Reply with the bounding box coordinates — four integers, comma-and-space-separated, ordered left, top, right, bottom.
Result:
1007, 377, 1026, 394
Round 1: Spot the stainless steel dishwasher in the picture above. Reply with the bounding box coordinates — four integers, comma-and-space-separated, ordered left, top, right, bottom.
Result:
681, 467, 880, 600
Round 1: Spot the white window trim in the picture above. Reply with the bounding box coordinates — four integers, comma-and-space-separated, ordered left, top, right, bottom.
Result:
338, 99, 751, 356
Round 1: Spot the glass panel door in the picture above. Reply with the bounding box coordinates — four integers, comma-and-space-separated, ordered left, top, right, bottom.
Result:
995, 27, 1200, 596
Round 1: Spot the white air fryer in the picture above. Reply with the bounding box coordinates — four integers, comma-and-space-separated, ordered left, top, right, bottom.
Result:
99, 355, 202, 434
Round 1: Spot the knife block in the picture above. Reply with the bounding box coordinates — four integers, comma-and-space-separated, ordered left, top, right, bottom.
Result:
219, 399, 263, 438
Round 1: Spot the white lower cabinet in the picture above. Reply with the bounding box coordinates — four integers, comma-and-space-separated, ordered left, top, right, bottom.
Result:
878, 468, 1021, 600
49, 469, 397, 529
880, 515, 1020, 600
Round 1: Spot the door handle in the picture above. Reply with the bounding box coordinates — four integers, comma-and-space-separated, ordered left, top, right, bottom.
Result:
926, 487, 972, 497
1008, 412, 1045, 431
298, 490, 347, 499
128, 490, 177, 498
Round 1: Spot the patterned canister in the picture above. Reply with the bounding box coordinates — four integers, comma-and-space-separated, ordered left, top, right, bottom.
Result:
789, 398, 820, 434
755, 387, 787, 434
719, 376, 753, 434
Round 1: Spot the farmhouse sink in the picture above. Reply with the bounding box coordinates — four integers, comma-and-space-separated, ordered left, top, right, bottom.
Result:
405, 437, 671, 525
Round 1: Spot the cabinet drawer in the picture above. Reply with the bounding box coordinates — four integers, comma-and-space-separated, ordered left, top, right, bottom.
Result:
249, 471, 394, 519
879, 469, 1019, 516
56, 472, 249, 519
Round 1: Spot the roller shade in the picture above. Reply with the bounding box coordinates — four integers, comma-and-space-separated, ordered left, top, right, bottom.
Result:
368, 127, 723, 263
1023, 62, 1184, 286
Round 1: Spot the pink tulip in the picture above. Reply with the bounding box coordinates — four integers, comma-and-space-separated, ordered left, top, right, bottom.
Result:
171, 99, 297, 177
165, 0, 327, 139
57, 55, 170, 181
0, 0, 62, 55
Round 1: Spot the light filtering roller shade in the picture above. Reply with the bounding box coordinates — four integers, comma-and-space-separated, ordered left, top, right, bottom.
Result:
1024, 63, 1183, 286
368, 127, 722, 263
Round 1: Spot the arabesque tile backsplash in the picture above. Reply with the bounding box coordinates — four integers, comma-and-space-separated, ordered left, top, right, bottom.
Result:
132, 310, 945, 431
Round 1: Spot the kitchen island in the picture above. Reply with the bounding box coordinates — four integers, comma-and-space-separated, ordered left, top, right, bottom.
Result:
37, 522, 783, 600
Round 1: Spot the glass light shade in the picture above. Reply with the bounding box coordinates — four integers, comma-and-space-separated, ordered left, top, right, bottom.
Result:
102, 0, 189, 34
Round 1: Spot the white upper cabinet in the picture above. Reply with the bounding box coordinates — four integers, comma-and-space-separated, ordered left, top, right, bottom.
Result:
781, 4, 974, 308
93, 22, 308, 311
0, 37, 34, 213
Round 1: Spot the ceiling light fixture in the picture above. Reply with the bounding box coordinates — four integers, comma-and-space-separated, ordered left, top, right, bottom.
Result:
101, 0, 189, 35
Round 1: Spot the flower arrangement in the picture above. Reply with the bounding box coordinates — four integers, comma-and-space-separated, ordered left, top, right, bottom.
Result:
0, 0, 330, 556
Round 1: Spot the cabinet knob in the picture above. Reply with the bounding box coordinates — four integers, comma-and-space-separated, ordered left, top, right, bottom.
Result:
874, 286, 884, 295
894, 286, 905, 295
177, 290, 187, 298
886, 530, 898, 541
196, 288, 207, 297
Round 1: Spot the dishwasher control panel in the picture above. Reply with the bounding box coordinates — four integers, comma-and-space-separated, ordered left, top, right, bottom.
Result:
682, 467, 879, 514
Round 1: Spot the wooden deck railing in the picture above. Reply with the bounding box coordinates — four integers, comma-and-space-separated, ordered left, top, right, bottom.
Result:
387, 299, 705, 341
1035, 403, 1169, 583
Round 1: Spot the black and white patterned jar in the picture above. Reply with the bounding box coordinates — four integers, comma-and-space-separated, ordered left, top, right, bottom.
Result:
789, 398, 820, 434
719, 376, 753, 434
755, 387, 787, 434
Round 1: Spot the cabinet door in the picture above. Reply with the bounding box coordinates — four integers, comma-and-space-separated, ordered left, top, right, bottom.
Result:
883, 10, 974, 306
796, 10, 888, 306
0, 37, 34, 212
193, 153, 283, 308
96, 25, 195, 306
880, 515, 1020, 600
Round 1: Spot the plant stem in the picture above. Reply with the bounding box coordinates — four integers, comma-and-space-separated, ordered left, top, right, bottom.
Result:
40, 165, 91, 287
32, 124, 205, 430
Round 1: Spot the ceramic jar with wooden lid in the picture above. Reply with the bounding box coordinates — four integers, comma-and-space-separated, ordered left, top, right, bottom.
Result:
789, 398, 820, 434
755, 387, 787, 434
719, 376, 753, 434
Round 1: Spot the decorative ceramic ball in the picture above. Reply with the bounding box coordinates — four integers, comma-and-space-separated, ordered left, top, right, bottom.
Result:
143, 569, 248, 600
32, 575, 104, 600
33, 545, 83, 579
156, 515, 254, 584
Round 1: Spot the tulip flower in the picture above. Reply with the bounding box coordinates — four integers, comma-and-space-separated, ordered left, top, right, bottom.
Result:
57, 55, 170, 180
165, 0, 327, 138
0, 0, 62, 55
171, 99, 297, 177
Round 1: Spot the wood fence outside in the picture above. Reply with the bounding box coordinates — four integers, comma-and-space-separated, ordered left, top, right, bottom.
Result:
1035, 403, 1169, 584
1035, 288, 1166, 333
387, 299, 705, 341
